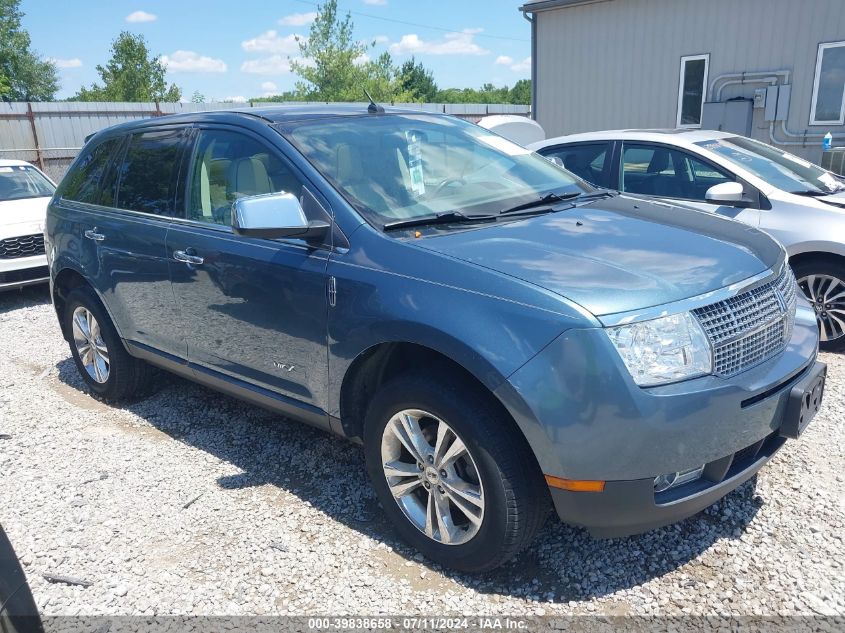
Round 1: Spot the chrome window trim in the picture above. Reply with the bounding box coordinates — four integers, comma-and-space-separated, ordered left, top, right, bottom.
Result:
598, 262, 785, 327
58, 197, 336, 254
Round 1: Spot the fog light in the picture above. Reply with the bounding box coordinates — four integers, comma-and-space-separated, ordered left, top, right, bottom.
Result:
654, 465, 704, 493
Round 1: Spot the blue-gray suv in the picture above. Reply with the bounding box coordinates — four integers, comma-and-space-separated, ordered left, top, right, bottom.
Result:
45, 106, 825, 572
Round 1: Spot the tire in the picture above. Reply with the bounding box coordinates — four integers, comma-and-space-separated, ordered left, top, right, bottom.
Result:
63, 285, 152, 401
363, 371, 548, 572
792, 258, 845, 353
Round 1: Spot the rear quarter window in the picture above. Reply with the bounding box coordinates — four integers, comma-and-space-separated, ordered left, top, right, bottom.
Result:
59, 137, 122, 204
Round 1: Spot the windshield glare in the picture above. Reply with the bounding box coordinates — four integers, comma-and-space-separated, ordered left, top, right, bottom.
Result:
696, 136, 845, 195
282, 114, 589, 228
0, 165, 55, 202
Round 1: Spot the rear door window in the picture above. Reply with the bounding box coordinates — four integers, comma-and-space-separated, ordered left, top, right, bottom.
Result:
60, 137, 122, 205
115, 129, 186, 216
538, 143, 610, 187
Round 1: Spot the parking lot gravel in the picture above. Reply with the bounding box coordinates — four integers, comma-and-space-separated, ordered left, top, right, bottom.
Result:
1, 285, 843, 617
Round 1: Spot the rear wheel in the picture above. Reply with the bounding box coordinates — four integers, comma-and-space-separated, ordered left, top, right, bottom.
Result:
363, 371, 547, 572
793, 259, 845, 353
63, 286, 152, 401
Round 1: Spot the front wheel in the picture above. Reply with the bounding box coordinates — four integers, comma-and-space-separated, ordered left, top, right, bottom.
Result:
363, 372, 547, 572
793, 259, 845, 353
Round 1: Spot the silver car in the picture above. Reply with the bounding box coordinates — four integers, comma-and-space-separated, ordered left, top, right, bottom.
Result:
530, 130, 845, 351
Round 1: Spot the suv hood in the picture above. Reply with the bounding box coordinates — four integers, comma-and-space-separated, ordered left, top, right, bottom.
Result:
0, 196, 49, 240
416, 196, 782, 317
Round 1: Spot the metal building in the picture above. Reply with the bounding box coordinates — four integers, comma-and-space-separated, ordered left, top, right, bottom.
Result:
520, 0, 845, 162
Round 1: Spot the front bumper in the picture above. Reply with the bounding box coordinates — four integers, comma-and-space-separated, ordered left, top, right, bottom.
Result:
498, 302, 821, 537
550, 431, 785, 538
0, 254, 48, 290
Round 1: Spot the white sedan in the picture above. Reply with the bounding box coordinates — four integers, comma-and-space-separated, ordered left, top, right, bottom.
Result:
0, 159, 55, 291
530, 129, 845, 352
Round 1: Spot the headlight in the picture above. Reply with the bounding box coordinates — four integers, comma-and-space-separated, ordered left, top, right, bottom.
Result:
606, 313, 712, 387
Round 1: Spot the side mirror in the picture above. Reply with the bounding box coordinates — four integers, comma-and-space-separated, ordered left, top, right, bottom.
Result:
544, 155, 564, 168
232, 192, 330, 241
705, 181, 745, 204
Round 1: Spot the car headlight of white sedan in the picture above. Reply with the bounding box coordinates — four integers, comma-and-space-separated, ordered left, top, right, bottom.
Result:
607, 313, 712, 387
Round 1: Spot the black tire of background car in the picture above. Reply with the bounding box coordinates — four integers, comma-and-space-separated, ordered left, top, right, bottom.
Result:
363, 370, 549, 573
63, 286, 153, 401
792, 258, 845, 353
0, 525, 44, 633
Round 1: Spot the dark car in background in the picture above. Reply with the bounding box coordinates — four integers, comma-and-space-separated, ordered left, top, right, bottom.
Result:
45, 106, 824, 571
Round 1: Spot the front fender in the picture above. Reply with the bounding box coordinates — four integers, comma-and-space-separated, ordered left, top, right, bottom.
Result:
786, 240, 845, 260
325, 252, 590, 422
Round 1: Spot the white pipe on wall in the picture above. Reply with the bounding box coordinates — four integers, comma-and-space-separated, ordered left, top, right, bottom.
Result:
709, 70, 791, 101
768, 121, 845, 146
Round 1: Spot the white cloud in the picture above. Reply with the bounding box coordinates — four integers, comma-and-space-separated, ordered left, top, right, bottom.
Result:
511, 56, 531, 72
279, 12, 317, 26
223, 96, 248, 103
241, 30, 302, 54
161, 50, 227, 73
372, 34, 389, 44
49, 57, 83, 69
354, 53, 371, 66
125, 10, 157, 23
495, 54, 530, 72
388, 29, 489, 56
260, 81, 278, 92
241, 55, 295, 75
363, 0, 388, 5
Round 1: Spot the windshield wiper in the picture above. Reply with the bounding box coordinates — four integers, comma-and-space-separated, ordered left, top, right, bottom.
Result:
789, 189, 828, 197
499, 191, 582, 215
574, 189, 618, 202
383, 210, 497, 232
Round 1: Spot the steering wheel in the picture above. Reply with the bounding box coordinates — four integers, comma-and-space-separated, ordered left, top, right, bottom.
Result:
431, 177, 465, 196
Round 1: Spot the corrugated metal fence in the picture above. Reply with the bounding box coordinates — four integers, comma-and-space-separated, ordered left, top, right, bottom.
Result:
0, 101, 531, 182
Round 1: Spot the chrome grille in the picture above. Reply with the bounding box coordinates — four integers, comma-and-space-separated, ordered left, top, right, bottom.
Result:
693, 266, 798, 377
0, 234, 45, 259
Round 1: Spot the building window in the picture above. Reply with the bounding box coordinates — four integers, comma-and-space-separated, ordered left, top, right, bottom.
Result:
810, 41, 845, 126
677, 54, 710, 128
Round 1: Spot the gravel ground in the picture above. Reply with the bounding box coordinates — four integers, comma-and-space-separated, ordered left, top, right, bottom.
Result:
1, 285, 843, 617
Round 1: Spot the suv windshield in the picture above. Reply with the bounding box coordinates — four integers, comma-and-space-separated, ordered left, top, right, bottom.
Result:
281, 114, 589, 228
696, 136, 845, 195
0, 164, 55, 202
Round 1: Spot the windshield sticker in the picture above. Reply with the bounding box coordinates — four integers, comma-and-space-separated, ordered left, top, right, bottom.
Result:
405, 131, 426, 196
818, 172, 840, 191
476, 134, 531, 156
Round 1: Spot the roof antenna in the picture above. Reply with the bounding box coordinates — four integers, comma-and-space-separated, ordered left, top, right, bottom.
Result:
364, 88, 384, 114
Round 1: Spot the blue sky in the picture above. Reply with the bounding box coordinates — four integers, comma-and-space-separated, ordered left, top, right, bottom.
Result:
20, 0, 531, 101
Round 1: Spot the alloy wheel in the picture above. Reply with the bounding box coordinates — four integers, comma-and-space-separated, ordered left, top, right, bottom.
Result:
71, 306, 110, 383
380, 409, 484, 546
798, 274, 845, 344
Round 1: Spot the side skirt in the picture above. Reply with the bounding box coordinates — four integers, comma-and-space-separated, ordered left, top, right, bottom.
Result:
125, 340, 337, 435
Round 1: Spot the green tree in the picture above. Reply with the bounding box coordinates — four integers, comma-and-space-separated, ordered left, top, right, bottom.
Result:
251, 90, 300, 103
509, 79, 531, 105
74, 32, 180, 102
291, 0, 368, 100
291, 0, 410, 102
0, 0, 58, 101
191, 90, 205, 103
397, 57, 437, 102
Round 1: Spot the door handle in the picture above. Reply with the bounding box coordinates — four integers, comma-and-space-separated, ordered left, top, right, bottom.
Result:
84, 228, 105, 242
173, 249, 204, 265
